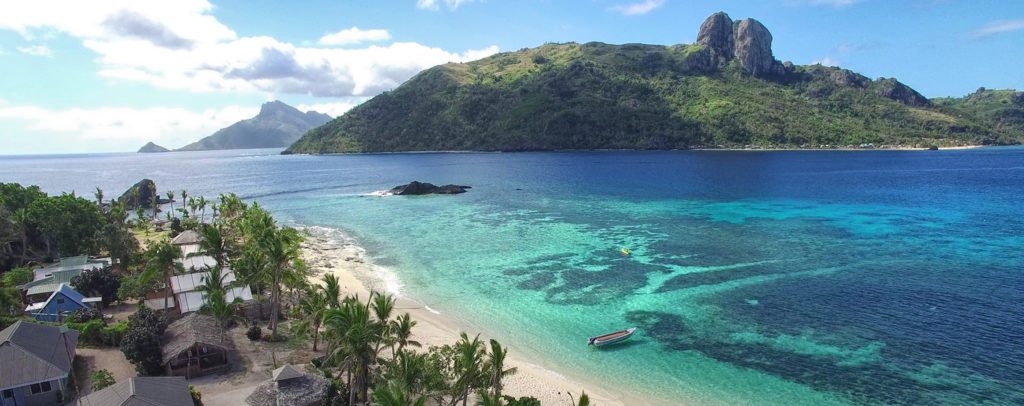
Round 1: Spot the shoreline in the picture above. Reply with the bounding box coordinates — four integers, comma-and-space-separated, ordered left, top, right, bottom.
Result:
284, 144, 996, 156
299, 227, 663, 406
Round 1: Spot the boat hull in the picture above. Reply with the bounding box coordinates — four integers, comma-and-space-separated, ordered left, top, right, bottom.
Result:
588, 327, 637, 347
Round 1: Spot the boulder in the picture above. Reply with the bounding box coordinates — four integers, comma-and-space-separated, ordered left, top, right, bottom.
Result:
733, 18, 778, 77
389, 181, 470, 195
696, 12, 734, 64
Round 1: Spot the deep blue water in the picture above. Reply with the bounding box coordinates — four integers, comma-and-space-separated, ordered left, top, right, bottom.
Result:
2, 147, 1022, 405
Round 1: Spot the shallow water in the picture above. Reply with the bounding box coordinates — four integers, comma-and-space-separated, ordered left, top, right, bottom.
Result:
3, 148, 1023, 405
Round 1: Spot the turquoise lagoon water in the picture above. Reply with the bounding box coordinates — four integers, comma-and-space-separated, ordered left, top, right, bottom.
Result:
2, 148, 1023, 405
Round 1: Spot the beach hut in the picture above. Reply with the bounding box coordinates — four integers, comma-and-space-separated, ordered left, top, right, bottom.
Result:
169, 270, 253, 314
77, 377, 193, 406
161, 313, 233, 378
24, 284, 101, 322
245, 365, 329, 406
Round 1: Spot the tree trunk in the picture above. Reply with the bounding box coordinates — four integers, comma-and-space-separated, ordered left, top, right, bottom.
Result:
164, 267, 173, 313
269, 267, 281, 337
347, 369, 355, 406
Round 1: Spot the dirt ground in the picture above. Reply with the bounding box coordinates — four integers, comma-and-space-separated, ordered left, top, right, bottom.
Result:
190, 321, 323, 406
74, 347, 136, 397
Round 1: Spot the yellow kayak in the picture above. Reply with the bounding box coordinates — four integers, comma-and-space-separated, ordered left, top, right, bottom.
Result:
621, 248, 631, 256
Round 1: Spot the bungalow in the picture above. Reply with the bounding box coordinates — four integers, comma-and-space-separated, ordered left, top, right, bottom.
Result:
24, 284, 101, 323
169, 271, 253, 314
171, 230, 215, 272
0, 321, 78, 406
161, 313, 233, 378
77, 377, 193, 406
19, 256, 109, 303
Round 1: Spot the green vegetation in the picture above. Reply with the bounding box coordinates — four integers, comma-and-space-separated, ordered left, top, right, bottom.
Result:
933, 88, 1024, 140
2, 182, 590, 404
286, 42, 1022, 154
120, 305, 169, 376
89, 369, 116, 391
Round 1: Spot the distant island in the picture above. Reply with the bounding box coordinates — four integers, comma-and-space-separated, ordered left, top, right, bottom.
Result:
137, 142, 170, 153
138, 101, 332, 153
284, 12, 1023, 155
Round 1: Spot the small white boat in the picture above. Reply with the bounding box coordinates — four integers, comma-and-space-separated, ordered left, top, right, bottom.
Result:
587, 327, 637, 347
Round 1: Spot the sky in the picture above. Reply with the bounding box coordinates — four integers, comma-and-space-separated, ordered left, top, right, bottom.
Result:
0, 0, 1021, 154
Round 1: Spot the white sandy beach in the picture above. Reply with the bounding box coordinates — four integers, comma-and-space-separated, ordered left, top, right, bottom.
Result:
300, 227, 657, 406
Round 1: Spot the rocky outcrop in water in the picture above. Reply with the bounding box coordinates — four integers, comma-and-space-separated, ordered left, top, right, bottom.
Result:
138, 142, 170, 153
388, 181, 470, 195
118, 179, 170, 209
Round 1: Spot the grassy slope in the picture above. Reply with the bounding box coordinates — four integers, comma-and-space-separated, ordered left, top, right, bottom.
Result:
287, 42, 1022, 154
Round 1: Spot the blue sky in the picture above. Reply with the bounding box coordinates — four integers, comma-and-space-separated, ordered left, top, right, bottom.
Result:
0, 0, 1021, 154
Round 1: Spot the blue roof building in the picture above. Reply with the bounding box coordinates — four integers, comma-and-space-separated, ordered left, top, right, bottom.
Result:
24, 284, 101, 323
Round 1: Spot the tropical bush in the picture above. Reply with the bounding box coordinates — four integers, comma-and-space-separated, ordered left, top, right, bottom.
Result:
89, 369, 115, 391
120, 306, 168, 375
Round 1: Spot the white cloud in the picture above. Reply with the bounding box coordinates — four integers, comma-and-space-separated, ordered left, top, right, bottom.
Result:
0, 1, 498, 98
319, 27, 391, 46
17, 44, 53, 57
416, 0, 478, 11
0, 104, 256, 151
297, 100, 367, 117
972, 19, 1024, 38
610, 0, 665, 16
812, 56, 840, 66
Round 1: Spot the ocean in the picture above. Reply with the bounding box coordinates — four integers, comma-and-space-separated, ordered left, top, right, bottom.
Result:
2, 147, 1023, 405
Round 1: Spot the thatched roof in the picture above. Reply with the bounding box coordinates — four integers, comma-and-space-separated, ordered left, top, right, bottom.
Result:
272, 365, 304, 382
161, 313, 232, 365
171, 230, 201, 245
246, 366, 328, 406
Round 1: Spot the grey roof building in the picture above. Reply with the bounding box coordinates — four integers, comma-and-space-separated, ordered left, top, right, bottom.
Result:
0, 321, 79, 406
77, 377, 193, 406
246, 365, 328, 406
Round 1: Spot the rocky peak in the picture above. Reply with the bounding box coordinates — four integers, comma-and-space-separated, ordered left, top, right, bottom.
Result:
695, 12, 784, 77
258, 100, 300, 117
696, 12, 734, 63
873, 78, 932, 107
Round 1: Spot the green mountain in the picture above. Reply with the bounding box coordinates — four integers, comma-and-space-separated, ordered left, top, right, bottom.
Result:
180, 101, 331, 151
933, 88, 1024, 135
285, 12, 1022, 154
137, 141, 170, 153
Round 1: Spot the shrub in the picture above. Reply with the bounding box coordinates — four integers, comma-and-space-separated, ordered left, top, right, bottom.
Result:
1, 267, 33, 287
71, 266, 121, 306
120, 306, 168, 376
504, 396, 542, 406
246, 325, 262, 341
66, 319, 126, 347
189, 385, 203, 406
66, 307, 103, 323
90, 369, 115, 391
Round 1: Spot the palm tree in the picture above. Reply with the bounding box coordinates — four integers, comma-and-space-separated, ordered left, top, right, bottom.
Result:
392, 313, 420, 357
197, 196, 208, 224
484, 339, 517, 397
94, 187, 104, 208
292, 288, 327, 351
200, 285, 245, 341
262, 226, 303, 338
165, 191, 175, 216
324, 297, 383, 405
571, 392, 590, 406
373, 292, 396, 354
476, 391, 504, 406
196, 224, 231, 270
453, 333, 487, 406
146, 240, 183, 312
322, 273, 342, 309
389, 350, 430, 393
374, 380, 427, 406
